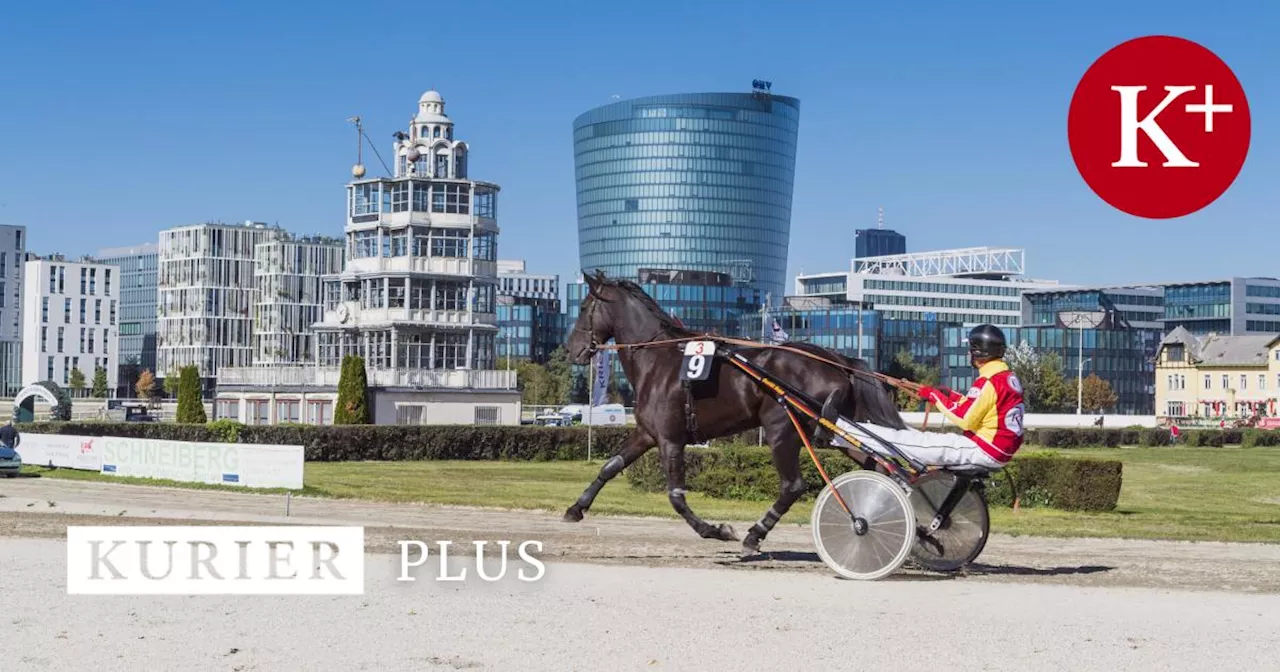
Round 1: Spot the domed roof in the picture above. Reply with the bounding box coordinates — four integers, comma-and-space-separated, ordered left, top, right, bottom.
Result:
419, 90, 444, 103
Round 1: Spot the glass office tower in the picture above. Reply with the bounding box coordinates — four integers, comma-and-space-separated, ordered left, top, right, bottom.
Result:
572, 91, 800, 300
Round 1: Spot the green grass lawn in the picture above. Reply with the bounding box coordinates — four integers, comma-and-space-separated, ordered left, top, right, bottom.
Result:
20, 446, 1280, 544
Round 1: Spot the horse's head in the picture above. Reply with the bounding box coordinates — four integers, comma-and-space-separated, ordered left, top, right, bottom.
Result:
566, 270, 619, 365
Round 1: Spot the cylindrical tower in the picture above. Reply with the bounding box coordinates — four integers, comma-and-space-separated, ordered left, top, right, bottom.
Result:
572, 91, 800, 299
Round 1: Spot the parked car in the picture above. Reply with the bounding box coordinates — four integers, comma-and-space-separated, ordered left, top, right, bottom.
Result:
0, 444, 20, 478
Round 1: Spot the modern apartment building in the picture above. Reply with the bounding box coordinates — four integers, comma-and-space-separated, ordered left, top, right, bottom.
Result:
21, 256, 120, 396
93, 243, 158, 395
0, 225, 25, 396
156, 221, 278, 388
252, 234, 345, 366
1162, 277, 1280, 336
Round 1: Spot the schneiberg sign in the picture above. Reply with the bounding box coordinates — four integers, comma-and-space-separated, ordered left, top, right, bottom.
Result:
17, 433, 303, 490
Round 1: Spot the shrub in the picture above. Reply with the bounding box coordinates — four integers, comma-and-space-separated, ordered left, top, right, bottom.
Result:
175, 365, 206, 424
335, 355, 371, 425
623, 445, 1123, 512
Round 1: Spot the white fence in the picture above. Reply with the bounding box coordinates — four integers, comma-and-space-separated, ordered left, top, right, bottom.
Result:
218, 367, 516, 390
17, 433, 303, 489
900, 412, 1158, 429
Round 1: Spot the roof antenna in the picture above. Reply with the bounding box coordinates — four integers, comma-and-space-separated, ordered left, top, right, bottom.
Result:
877, 206, 885, 229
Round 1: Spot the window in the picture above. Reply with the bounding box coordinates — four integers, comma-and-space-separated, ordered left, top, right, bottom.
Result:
351, 183, 378, 216
47, 357, 54, 382
434, 332, 468, 369
42, 297, 49, 323
41, 327, 47, 352
454, 152, 466, 179
1261, 375, 1267, 390
1204, 374, 1211, 389
412, 182, 431, 211
276, 399, 300, 424
388, 278, 406, 308
87, 328, 95, 353
474, 406, 500, 425
1240, 375, 1247, 390
104, 269, 111, 295
435, 282, 468, 311
390, 182, 409, 212
64, 298, 71, 321
390, 229, 408, 256
472, 233, 496, 261
79, 298, 86, 323
102, 329, 108, 355
79, 328, 85, 352
58, 268, 64, 293
89, 268, 97, 295
431, 229, 468, 258
57, 327, 64, 353
80, 267, 86, 294
216, 400, 239, 420
307, 400, 332, 426
1167, 401, 1185, 417
435, 153, 448, 178
352, 230, 378, 258
396, 404, 424, 425
474, 187, 496, 218
50, 268, 56, 294
247, 400, 269, 425
1223, 374, 1229, 389
110, 300, 116, 325
1166, 344, 1184, 362
95, 299, 102, 324
430, 184, 469, 214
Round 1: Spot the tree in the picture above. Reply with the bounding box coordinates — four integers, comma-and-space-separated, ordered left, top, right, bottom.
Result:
135, 369, 157, 404
91, 367, 109, 398
542, 346, 575, 406
513, 359, 554, 406
68, 368, 86, 397
1080, 373, 1119, 414
175, 365, 207, 423
885, 349, 940, 412
1005, 342, 1073, 413
163, 370, 180, 399
335, 354, 371, 424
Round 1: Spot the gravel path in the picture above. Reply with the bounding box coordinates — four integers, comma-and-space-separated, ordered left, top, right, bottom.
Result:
5, 478, 1280, 670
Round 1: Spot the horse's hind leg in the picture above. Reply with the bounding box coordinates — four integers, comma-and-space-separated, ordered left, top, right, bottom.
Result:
659, 436, 738, 542
742, 404, 807, 556
563, 429, 654, 523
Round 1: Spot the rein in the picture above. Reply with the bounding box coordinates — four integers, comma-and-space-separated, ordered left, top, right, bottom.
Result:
596, 334, 924, 394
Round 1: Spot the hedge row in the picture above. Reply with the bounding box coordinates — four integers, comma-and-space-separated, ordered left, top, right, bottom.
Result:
623, 445, 1123, 512
18, 421, 634, 462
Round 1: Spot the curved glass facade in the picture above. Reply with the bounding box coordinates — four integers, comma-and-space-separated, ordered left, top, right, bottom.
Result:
573, 92, 800, 299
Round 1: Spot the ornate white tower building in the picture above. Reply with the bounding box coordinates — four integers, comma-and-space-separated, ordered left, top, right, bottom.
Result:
215, 90, 517, 426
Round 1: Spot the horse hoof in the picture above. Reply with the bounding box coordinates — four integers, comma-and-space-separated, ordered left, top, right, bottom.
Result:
717, 523, 739, 542
562, 507, 584, 523
741, 535, 762, 556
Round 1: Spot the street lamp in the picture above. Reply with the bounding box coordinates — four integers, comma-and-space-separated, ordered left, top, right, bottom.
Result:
1059, 311, 1107, 416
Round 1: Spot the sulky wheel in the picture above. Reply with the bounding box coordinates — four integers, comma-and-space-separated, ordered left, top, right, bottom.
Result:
908, 471, 990, 572
810, 470, 916, 581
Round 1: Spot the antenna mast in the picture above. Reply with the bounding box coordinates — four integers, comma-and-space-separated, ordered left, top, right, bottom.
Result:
877, 206, 884, 229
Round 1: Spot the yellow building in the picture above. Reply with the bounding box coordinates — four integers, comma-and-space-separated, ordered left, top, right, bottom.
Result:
1154, 327, 1280, 421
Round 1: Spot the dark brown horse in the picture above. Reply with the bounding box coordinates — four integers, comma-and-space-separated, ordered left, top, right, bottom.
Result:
562, 271, 907, 556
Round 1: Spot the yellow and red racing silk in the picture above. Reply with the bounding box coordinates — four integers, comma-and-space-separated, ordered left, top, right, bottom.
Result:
930, 360, 1026, 463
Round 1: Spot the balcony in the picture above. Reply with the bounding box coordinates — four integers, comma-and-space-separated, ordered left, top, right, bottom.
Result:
315, 302, 498, 328
217, 366, 517, 390
344, 256, 496, 278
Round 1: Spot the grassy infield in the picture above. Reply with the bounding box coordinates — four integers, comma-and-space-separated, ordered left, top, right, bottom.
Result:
20, 446, 1280, 544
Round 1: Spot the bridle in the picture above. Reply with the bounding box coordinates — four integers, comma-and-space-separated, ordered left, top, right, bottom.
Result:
574, 282, 675, 358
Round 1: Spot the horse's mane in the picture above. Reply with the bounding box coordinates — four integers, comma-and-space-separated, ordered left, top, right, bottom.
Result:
605, 277, 696, 338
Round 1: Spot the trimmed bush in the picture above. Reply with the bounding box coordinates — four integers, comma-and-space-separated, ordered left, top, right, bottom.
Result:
175, 365, 206, 424
335, 355, 371, 425
623, 445, 1124, 512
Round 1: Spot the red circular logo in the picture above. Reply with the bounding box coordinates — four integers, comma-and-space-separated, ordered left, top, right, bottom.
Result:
1067, 36, 1250, 219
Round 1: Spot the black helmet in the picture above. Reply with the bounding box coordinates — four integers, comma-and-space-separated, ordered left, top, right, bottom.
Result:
967, 324, 1006, 360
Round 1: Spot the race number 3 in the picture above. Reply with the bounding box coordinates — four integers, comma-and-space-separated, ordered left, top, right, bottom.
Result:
680, 341, 717, 381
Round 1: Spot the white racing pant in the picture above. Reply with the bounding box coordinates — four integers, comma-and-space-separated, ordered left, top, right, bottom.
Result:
828, 419, 1005, 470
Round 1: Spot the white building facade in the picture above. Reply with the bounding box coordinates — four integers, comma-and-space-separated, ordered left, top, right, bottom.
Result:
795, 247, 1066, 327
21, 257, 120, 395
497, 259, 559, 301
253, 235, 345, 366
156, 221, 277, 385
0, 225, 26, 396
214, 90, 519, 426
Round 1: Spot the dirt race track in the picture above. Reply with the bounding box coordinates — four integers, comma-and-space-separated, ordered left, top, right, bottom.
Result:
4, 478, 1280, 670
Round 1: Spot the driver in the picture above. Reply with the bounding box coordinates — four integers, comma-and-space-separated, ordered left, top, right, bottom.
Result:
827, 324, 1026, 469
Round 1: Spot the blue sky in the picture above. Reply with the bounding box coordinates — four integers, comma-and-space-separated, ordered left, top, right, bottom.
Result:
1, 0, 1275, 293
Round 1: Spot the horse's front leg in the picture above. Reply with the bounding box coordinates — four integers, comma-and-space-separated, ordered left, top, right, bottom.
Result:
563, 428, 654, 522
659, 435, 738, 541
